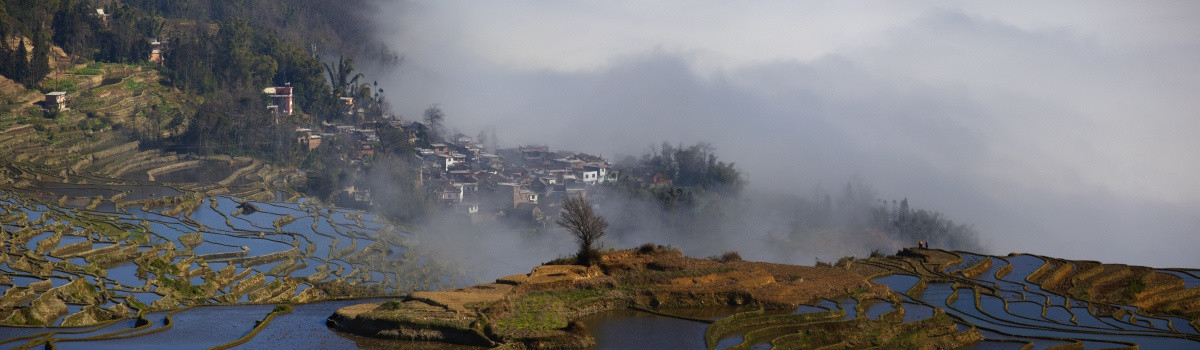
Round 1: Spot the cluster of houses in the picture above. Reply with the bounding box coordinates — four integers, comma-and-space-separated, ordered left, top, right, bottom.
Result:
412, 140, 616, 219
293, 114, 618, 222
255, 81, 621, 223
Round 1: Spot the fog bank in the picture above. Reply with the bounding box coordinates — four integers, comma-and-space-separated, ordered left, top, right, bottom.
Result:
367, 1, 1200, 268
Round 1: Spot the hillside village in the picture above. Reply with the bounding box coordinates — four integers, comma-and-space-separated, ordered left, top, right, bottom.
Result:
298, 105, 619, 224
9, 0, 624, 226
1, 0, 936, 249
257, 77, 621, 224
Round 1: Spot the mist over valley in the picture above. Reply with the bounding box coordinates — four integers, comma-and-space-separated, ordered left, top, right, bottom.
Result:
2, 1, 1199, 348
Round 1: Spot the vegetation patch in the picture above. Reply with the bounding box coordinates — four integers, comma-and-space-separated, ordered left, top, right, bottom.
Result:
70, 63, 104, 76
494, 289, 609, 335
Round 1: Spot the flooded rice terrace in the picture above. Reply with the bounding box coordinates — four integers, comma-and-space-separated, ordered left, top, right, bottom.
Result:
586, 253, 1200, 349
0, 189, 459, 349
863, 253, 1200, 349
2, 186, 1200, 349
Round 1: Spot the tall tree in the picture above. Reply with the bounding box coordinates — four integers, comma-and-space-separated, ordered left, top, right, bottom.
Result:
30, 23, 51, 86
269, 38, 332, 114
323, 54, 362, 97
12, 38, 30, 86
557, 194, 608, 266
163, 34, 217, 93
51, 0, 95, 59
214, 19, 276, 89
0, 23, 12, 80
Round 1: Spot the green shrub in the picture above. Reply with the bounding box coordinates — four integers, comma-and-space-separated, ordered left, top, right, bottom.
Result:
79, 68, 102, 75
1122, 279, 1146, 301
41, 79, 79, 93
378, 300, 404, 311
125, 80, 145, 92
71, 66, 102, 75
710, 251, 742, 263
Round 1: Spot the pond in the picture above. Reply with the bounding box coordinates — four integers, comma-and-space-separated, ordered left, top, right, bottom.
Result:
580, 309, 709, 350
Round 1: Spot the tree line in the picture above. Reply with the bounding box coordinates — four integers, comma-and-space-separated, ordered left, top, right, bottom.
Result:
870, 198, 980, 251
2, 1, 398, 162
609, 142, 744, 211
600, 143, 981, 252
0, 0, 55, 88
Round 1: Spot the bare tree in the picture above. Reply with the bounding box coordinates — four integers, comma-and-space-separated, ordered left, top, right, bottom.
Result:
423, 104, 445, 141
557, 194, 608, 265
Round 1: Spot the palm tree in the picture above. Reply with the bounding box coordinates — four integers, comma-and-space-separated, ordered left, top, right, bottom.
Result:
324, 55, 363, 97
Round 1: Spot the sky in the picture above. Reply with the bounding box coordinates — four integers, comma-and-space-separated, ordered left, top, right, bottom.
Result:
367, 1, 1200, 268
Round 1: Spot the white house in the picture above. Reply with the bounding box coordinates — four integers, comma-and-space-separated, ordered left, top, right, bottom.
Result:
437, 153, 465, 171
44, 92, 67, 112
582, 169, 599, 185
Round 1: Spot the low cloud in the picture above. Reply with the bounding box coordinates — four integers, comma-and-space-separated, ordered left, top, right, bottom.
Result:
366, 2, 1200, 268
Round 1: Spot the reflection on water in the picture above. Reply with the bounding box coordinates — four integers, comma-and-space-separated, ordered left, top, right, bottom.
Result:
872, 274, 919, 293
900, 301, 933, 323
7, 188, 1200, 349
1000, 255, 1065, 306
863, 300, 894, 319
872, 255, 1200, 349
971, 329, 1073, 350
714, 334, 742, 350
105, 262, 140, 286
945, 252, 987, 274
580, 309, 709, 350
1159, 270, 1200, 289
55, 305, 273, 350
793, 304, 826, 314
960, 340, 1030, 350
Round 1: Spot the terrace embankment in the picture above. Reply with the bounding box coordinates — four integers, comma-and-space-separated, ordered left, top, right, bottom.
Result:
327, 246, 979, 349
0, 62, 299, 205
853, 248, 1200, 324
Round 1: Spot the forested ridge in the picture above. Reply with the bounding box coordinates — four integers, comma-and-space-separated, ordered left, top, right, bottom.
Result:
0, 0, 391, 159
0, 0, 983, 253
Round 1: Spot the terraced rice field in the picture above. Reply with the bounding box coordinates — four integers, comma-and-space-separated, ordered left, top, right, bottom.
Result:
0, 190, 457, 349
684, 249, 1200, 349
0, 69, 461, 347
853, 251, 1200, 349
